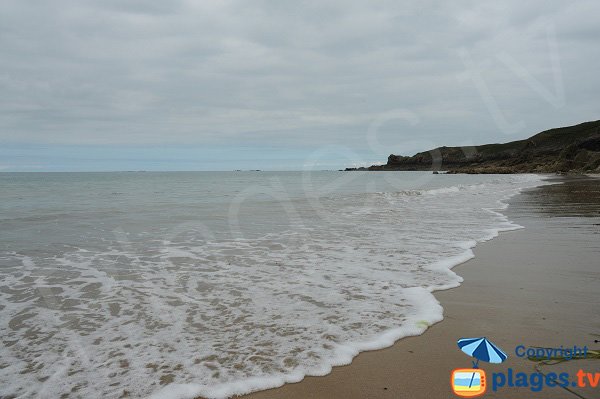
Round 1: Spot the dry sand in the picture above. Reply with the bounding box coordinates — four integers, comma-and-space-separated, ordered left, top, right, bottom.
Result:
240, 177, 600, 399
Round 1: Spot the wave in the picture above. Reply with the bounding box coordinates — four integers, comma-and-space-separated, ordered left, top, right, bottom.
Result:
0, 174, 550, 399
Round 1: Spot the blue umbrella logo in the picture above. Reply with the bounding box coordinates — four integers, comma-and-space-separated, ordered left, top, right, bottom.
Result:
456, 337, 507, 392
458, 337, 508, 368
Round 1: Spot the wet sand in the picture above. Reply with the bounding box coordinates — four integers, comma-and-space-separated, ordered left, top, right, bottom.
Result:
241, 176, 600, 399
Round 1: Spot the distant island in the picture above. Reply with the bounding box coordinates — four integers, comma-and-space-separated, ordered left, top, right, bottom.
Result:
347, 120, 600, 173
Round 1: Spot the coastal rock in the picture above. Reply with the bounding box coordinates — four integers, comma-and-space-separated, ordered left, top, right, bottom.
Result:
351, 120, 600, 174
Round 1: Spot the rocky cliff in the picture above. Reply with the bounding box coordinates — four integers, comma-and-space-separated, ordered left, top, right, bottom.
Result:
347, 120, 600, 173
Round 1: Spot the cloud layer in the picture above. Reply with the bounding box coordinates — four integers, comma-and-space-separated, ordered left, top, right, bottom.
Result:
1, 1, 599, 169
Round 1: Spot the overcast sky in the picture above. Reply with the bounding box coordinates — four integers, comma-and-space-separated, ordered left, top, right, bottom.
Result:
1, 0, 598, 171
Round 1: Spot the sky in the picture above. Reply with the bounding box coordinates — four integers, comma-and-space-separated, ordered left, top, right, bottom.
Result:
1, 0, 599, 171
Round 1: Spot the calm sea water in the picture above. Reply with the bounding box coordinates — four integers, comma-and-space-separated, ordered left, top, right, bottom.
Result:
0, 171, 548, 398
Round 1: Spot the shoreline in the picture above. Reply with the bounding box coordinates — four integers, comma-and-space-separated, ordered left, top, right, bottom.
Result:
183, 177, 548, 399
236, 176, 600, 399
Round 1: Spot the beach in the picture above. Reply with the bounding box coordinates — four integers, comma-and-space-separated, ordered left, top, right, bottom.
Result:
2, 172, 554, 398
3, 1, 600, 396
241, 176, 600, 399
1, 173, 598, 398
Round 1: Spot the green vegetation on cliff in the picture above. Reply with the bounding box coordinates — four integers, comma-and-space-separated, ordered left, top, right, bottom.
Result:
349, 120, 600, 173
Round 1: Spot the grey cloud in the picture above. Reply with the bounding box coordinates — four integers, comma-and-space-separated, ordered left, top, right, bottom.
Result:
0, 0, 599, 153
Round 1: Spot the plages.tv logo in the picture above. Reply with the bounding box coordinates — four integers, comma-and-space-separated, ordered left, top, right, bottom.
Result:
451, 337, 508, 397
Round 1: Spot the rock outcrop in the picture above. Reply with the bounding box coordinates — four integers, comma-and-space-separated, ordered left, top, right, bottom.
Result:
346, 120, 600, 174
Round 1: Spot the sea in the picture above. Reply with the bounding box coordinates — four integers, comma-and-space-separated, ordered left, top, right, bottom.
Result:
0, 171, 549, 398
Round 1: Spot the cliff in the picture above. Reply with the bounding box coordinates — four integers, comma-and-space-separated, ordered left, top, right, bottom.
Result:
347, 120, 600, 173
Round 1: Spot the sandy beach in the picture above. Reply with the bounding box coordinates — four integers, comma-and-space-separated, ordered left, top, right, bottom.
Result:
4, 1, 600, 397
241, 176, 600, 399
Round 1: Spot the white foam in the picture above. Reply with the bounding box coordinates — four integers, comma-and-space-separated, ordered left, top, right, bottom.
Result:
0, 174, 551, 399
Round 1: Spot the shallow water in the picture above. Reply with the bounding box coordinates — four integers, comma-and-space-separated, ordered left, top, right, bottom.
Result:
0, 171, 549, 398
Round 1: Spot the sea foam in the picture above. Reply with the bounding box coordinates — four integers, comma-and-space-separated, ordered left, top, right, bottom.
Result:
0, 173, 550, 398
